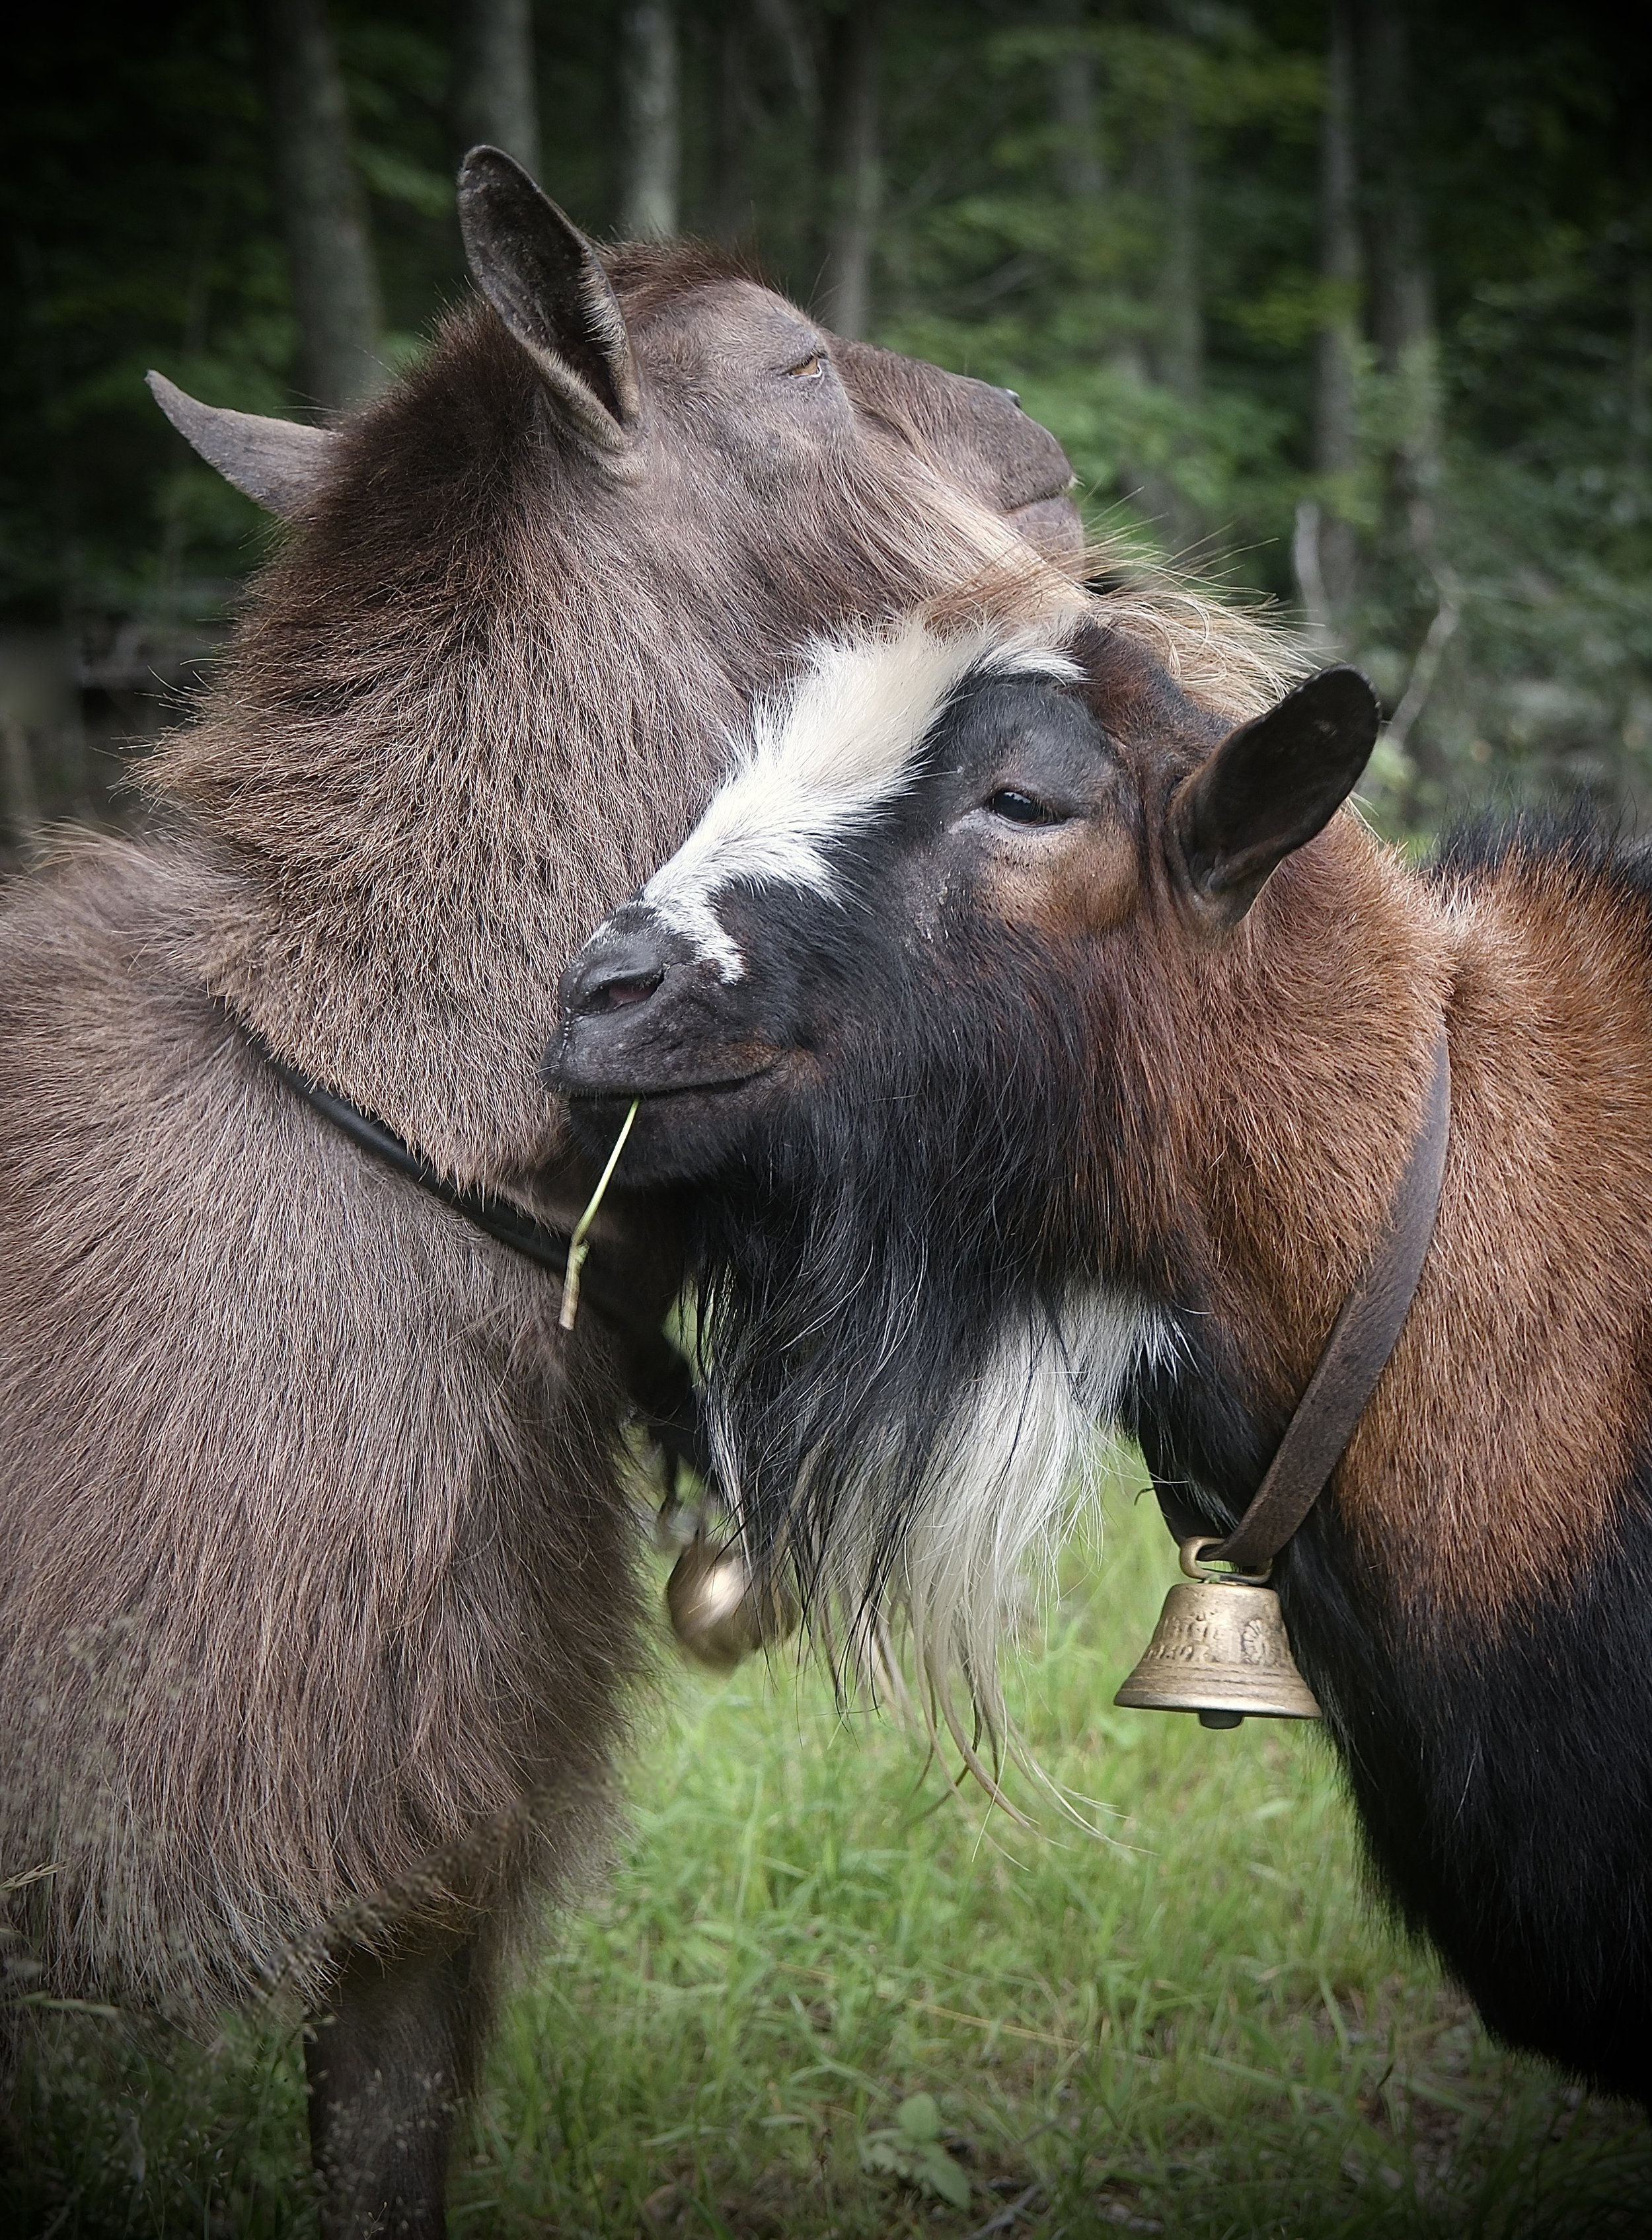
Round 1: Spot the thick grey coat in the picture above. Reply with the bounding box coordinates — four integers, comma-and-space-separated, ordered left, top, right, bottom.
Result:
0, 153, 1079, 2227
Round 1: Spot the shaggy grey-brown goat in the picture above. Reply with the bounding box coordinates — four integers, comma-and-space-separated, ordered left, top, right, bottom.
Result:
0, 148, 1086, 2234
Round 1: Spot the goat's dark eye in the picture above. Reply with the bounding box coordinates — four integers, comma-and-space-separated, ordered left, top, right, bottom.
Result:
784, 352, 825, 381
985, 789, 1061, 826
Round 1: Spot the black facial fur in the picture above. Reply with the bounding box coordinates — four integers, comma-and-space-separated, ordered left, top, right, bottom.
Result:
558, 662, 1168, 1615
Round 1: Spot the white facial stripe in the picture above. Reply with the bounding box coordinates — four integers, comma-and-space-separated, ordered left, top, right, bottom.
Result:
642, 615, 1080, 980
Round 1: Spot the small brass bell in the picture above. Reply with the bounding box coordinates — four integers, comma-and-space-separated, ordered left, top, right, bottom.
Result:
665, 1532, 799, 1672
1115, 1538, 1322, 1729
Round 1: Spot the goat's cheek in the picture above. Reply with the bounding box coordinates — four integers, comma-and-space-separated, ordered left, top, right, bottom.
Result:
983, 828, 1139, 939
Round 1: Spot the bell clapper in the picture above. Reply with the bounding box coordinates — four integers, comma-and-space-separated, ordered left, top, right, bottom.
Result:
1113, 1534, 1322, 1728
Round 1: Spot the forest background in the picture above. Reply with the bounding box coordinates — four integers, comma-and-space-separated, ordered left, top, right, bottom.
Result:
5, 8, 1652, 2228
0, 0, 1647, 847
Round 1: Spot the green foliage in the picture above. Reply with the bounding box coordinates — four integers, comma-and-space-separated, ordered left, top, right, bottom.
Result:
3, 1, 1649, 829
876, 7, 1324, 549
858, 2092, 973, 2209
9, 1475, 1649, 2235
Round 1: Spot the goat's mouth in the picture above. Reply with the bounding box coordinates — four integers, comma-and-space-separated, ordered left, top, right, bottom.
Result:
1006, 483, 1083, 561
560, 1060, 784, 1184
565, 1062, 776, 1110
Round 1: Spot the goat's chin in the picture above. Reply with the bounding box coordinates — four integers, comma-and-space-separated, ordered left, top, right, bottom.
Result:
1009, 492, 1083, 564
564, 1071, 776, 1185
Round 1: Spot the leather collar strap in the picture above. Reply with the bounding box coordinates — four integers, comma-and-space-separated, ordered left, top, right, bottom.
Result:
1158, 1026, 1452, 1574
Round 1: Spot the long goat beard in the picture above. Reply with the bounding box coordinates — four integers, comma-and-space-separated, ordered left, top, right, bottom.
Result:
686, 932, 1166, 1744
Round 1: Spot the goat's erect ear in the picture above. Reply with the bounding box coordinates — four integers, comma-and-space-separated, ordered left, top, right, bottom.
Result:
457, 146, 641, 463
146, 372, 337, 517
1166, 666, 1380, 931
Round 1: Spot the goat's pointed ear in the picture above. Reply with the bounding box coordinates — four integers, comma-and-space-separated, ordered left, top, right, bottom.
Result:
146, 372, 336, 517
1166, 666, 1380, 931
457, 146, 641, 464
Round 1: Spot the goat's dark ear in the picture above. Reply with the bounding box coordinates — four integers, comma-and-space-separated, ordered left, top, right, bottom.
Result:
146, 372, 337, 517
1166, 666, 1380, 931
457, 146, 641, 465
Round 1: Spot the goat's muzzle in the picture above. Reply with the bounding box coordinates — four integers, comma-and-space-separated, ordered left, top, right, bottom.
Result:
546, 906, 780, 1178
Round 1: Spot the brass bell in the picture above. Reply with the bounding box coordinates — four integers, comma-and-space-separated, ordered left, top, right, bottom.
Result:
1115, 1538, 1322, 1728
665, 1532, 799, 1672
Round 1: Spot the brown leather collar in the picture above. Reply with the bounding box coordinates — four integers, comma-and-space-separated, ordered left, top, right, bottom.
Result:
1157, 1026, 1452, 1573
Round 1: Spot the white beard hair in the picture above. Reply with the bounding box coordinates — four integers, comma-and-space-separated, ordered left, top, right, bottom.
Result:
712, 1284, 1170, 1772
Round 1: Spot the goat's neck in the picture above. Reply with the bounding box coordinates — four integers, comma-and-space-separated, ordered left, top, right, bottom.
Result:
161, 586, 741, 1188
1161, 819, 1652, 1629
1164, 825, 1450, 1409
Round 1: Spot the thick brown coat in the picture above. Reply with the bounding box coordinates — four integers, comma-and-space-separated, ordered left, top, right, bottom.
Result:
551, 610, 1652, 2103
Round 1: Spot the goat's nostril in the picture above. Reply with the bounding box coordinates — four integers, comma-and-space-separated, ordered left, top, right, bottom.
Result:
580, 968, 664, 1017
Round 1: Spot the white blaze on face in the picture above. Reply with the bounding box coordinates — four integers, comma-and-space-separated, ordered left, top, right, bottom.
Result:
640, 615, 1081, 981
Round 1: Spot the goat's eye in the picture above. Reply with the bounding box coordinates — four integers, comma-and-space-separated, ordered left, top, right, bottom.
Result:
784, 352, 825, 381
984, 789, 1061, 826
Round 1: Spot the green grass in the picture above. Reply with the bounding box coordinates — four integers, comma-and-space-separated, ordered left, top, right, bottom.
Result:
8, 1466, 1650, 2236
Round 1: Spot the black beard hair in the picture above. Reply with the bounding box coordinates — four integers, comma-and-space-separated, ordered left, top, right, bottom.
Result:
685, 911, 1131, 1652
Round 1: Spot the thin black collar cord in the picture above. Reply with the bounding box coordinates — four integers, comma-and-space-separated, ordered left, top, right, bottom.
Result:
260, 1046, 580, 1276
242, 1020, 714, 1487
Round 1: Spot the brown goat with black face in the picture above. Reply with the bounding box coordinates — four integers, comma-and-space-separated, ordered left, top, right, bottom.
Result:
554, 607, 1652, 2111
0, 149, 1108, 2233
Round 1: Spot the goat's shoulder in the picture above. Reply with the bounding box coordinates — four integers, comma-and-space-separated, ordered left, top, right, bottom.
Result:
0, 831, 231, 1074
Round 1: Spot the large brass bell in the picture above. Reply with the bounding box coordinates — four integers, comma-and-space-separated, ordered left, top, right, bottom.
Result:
1115, 1537, 1322, 1729
665, 1531, 799, 1672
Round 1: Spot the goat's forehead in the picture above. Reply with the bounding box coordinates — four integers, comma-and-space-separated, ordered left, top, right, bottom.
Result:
937, 674, 1101, 765
632, 278, 815, 358
635, 623, 1080, 978
737, 627, 1079, 818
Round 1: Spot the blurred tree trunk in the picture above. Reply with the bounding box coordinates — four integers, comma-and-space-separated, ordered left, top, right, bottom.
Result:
813, 0, 883, 340
619, 0, 681, 238
251, 0, 385, 410
450, 0, 540, 176
1297, 0, 1361, 640
751, 0, 816, 109
1359, 0, 1439, 495
1146, 34, 1202, 555
0, 722, 39, 850
709, 0, 752, 241
1353, 0, 1456, 785
1050, 3, 1104, 202
1630, 262, 1650, 477
1156, 63, 1200, 405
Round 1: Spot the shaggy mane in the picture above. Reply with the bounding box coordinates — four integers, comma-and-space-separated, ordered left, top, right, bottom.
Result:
1429, 802, 1652, 909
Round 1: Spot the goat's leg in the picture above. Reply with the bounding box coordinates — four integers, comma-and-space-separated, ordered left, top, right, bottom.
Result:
305, 1927, 493, 2240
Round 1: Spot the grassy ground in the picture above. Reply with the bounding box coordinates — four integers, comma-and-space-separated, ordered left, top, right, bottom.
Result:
8, 1465, 1651, 2237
